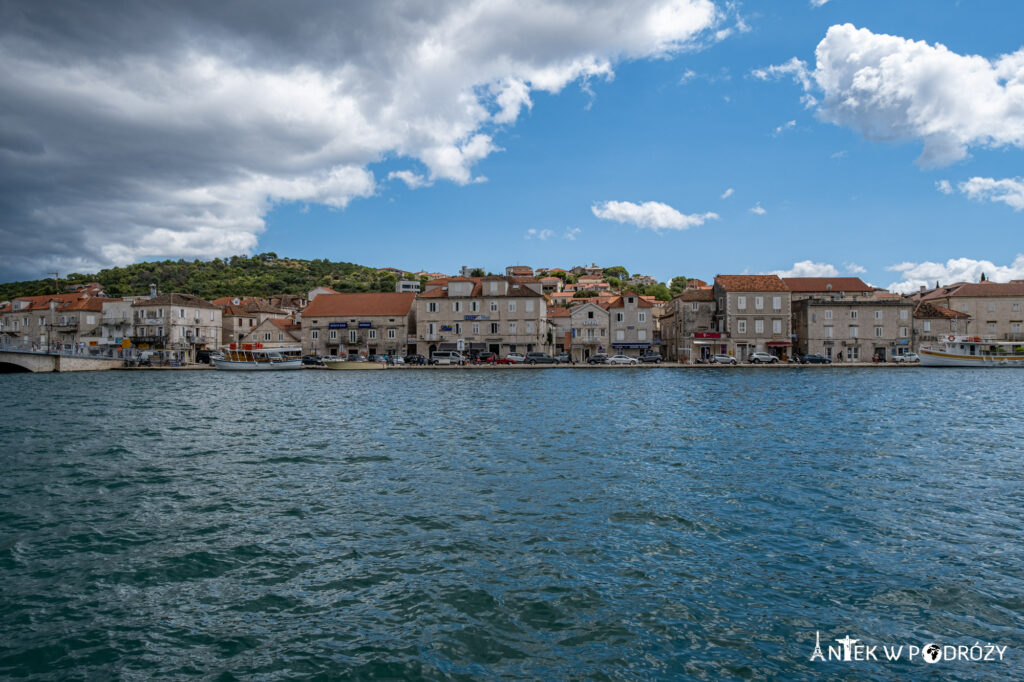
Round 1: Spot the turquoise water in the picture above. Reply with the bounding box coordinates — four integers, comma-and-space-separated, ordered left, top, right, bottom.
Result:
0, 368, 1021, 679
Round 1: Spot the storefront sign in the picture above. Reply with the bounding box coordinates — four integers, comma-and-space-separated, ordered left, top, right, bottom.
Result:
328, 322, 347, 329
694, 332, 722, 338
358, 322, 372, 328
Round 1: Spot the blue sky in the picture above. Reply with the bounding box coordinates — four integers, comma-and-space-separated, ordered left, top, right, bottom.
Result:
2, 1, 1022, 292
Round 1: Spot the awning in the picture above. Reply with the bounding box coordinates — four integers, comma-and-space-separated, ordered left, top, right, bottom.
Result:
612, 342, 651, 349
766, 341, 792, 346
692, 340, 721, 345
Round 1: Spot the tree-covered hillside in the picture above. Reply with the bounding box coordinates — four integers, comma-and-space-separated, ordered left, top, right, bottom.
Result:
0, 254, 409, 300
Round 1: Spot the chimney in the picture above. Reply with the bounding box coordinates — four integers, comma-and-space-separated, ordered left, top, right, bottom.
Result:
919, 285, 925, 292
149, 283, 157, 299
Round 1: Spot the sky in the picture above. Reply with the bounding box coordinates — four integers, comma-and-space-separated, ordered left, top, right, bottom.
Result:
1, 0, 1022, 293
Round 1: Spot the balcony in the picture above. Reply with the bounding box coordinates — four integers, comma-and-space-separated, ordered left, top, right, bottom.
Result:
1005, 333, 1024, 341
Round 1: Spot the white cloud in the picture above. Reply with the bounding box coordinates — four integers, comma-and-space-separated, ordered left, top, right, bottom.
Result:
749, 202, 766, 215
592, 200, 719, 232
387, 170, 432, 189
958, 176, 1024, 211
564, 227, 582, 240
720, 187, 734, 199
936, 179, 954, 195
773, 120, 796, 136
0, 0, 725, 279
830, 150, 847, 159
844, 262, 866, 274
758, 24, 1024, 166
885, 254, 1024, 293
771, 260, 839, 278
680, 69, 698, 83
525, 228, 554, 240
810, 0, 831, 6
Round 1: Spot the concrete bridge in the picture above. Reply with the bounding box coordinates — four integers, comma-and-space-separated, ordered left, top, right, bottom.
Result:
0, 348, 124, 373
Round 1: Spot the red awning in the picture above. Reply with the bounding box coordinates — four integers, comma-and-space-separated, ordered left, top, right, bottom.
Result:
766, 341, 792, 346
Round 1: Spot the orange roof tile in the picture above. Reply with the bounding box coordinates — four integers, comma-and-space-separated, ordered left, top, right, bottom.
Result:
303, 292, 415, 317
782, 277, 871, 293
715, 275, 789, 292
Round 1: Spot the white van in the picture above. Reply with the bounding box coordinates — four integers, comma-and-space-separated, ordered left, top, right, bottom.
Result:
430, 350, 466, 365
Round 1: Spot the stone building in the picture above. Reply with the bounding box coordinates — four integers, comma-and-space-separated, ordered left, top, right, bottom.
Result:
916, 280, 1024, 341
301, 292, 415, 357
712, 275, 793, 361
132, 293, 222, 361
660, 288, 718, 362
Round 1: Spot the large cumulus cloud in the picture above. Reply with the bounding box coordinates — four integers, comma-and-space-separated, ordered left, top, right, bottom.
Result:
0, 0, 723, 280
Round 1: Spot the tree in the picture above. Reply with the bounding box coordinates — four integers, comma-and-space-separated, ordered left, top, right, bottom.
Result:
606, 276, 621, 289
603, 265, 629, 280
645, 283, 672, 301
573, 289, 598, 298
669, 276, 690, 295
470, 268, 485, 277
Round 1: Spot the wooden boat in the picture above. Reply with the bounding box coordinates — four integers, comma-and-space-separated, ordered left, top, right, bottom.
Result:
213, 345, 303, 370
919, 336, 1024, 367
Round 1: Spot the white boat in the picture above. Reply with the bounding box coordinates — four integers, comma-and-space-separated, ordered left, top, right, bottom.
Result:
919, 336, 1024, 367
213, 346, 303, 370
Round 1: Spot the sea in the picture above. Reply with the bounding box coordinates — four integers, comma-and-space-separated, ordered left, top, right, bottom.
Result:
1, 367, 1021, 680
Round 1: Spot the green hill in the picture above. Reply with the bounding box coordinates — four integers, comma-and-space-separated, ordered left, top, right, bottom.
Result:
0, 254, 412, 300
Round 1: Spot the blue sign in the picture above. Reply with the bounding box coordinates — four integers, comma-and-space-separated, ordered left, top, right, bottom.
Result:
358, 322, 372, 328
328, 322, 347, 329
440, 325, 453, 332
612, 342, 651, 349
463, 315, 491, 321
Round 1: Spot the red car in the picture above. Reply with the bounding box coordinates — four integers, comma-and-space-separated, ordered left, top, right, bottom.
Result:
476, 352, 514, 364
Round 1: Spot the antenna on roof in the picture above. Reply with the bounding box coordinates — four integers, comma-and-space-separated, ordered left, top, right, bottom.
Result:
53, 272, 60, 294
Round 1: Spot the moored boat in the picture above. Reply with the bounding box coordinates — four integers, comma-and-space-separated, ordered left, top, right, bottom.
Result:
919, 336, 1024, 367
213, 345, 303, 370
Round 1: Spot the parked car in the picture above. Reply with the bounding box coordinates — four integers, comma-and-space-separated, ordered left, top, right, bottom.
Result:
404, 353, 426, 365
390, 356, 405, 365
505, 352, 526, 363
748, 351, 779, 364
638, 352, 662, 363
526, 352, 558, 364
711, 354, 737, 365
475, 351, 497, 364
301, 355, 325, 366
555, 352, 571, 364
195, 349, 215, 365
607, 354, 638, 365
892, 352, 919, 363
800, 353, 831, 364
369, 354, 389, 363
492, 356, 516, 365
430, 350, 466, 365
587, 354, 609, 365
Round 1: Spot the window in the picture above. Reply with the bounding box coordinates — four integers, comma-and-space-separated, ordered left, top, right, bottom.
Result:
489, 322, 499, 334
988, 302, 996, 312
525, 300, 534, 312
1012, 322, 1022, 334
960, 303, 969, 313
899, 327, 908, 338
691, 302, 698, 311
874, 326, 883, 338
454, 323, 462, 335
470, 301, 479, 313
824, 309, 833, 320
329, 330, 337, 340
850, 310, 858, 320
772, 319, 781, 334
508, 301, 517, 313
737, 319, 747, 333
638, 312, 647, 323
1013, 303, 1020, 312
638, 330, 647, 340
86, 315, 95, 324
850, 325, 859, 338
824, 326, 833, 338
180, 309, 185, 318
847, 347, 860, 361
627, 297, 635, 304
472, 322, 479, 334
427, 322, 436, 336
988, 322, 996, 334
899, 309, 908, 320
490, 282, 498, 293
311, 329, 319, 340
349, 330, 357, 342
264, 332, 271, 341
427, 302, 438, 313
210, 311, 215, 321
737, 296, 746, 310
368, 329, 377, 339
772, 296, 781, 310
526, 321, 534, 334
811, 312, 817, 323
754, 319, 764, 334
509, 321, 517, 334
923, 321, 931, 332
616, 312, 624, 322
490, 301, 498, 312
874, 310, 883, 320
755, 296, 763, 310
616, 330, 624, 340
452, 301, 462, 313
278, 333, 283, 341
